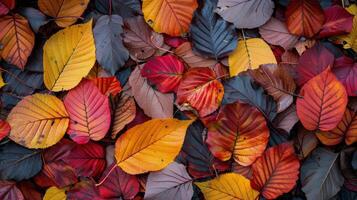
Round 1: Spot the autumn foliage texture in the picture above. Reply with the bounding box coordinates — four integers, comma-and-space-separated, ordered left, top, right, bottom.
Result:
1, 0, 357, 200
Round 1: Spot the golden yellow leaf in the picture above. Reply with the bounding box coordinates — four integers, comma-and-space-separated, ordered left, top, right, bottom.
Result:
142, 0, 198, 36
196, 173, 259, 200
0, 72, 5, 89
115, 118, 193, 174
229, 38, 277, 77
43, 186, 66, 200
38, 0, 90, 27
43, 20, 96, 91
336, 5, 357, 51
7, 94, 69, 149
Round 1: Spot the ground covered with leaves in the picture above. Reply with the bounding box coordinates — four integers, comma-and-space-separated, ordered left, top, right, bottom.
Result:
0, 0, 357, 199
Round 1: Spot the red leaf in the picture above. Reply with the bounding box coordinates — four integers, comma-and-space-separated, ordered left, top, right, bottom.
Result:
64, 79, 111, 144
206, 102, 269, 166
251, 143, 300, 199
176, 67, 224, 117
17, 181, 41, 200
67, 180, 103, 200
98, 164, 140, 199
34, 139, 77, 188
333, 56, 357, 96
0, 181, 24, 200
0, 0, 15, 16
141, 55, 185, 93
297, 68, 348, 131
286, 0, 325, 37
318, 5, 354, 38
64, 141, 106, 179
297, 43, 334, 86
0, 119, 10, 141
90, 77, 122, 96
164, 35, 187, 48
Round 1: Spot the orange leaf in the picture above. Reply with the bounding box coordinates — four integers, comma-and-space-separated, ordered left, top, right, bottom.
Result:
285, 0, 325, 37
38, 0, 89, 27
296, 68, 348, 131
142, 0, 198, 36
176, 67, 223, 117
206, 102, 269, 166
251, 143, 300, 199
316, 108, 357, 146
90, 77, 122, 96
64, 80, 111, 144
0, 14, 34, 69
111, 95, 136, 139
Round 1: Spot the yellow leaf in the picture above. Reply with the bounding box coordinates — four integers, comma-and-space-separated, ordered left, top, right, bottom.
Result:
43, 187, 66, 200
38, 0, 90, 27
142, 0, 198, 36
7, 94, 69, 149
229, 38, 277, 77
115, 118, 193, 174
196, 173, 259, 200
0, 72, 5, 88
337, 5, 357, 51
43, 20, 96, 91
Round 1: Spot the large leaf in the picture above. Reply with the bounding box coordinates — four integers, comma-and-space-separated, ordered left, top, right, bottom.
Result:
38, 0, 89, 27
297, 43, 334, 86
0, 142, 42, 181
0, 14, 34, 69
316, 108, 357, 146
285, 0, 325, 37
141, 55, 185, 93
259, 17, 299, 50
176, 67, 224, 117
296, 68, 348, 131
333, 56, 357, 96
216, 0, 274, 29
301, 147, 344, 200
129, 66, 174, 118
43, 187, 66, 200
251, 143, 300, 199
318, 5, 354, 38
95, 0, 141, 18
43, 20, 96, 91
196, 173, 259, 200
145, 162, 193, 200
93, 15, 129, 75
142, 0, 198, 36
97, 163, 139, 199
0, 181, 24, 200
180, 121, 230, 179
64, 80, 111, 144
206, 102, 269, 166
110, 94, 136, 139
249, 64, 296, 113
34, 139, 77, 188
223, 74, 277, 120
123, 16, 164, 60
63, 141, 106, 179
7, 94, 69, 148
190, 0, 237, 59
228, 38, 277, 77
174, 42, 217, 68
115, 119, 193, 174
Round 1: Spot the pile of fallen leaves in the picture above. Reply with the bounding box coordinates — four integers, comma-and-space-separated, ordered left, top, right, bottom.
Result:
0, 0, 357, 199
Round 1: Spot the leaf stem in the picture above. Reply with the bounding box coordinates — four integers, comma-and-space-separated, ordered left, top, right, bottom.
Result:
95, 164, 117, 187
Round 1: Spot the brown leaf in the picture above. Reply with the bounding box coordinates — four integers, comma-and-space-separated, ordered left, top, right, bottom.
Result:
174, 42, 217, 68
110, 94, 136, 139
294, 127, 318, 160
273, 105, 299, 133
249, 64, 296, 113
123, 16, 164, 60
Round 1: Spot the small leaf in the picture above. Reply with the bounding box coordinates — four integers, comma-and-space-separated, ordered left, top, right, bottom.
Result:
296, 68, 348, 131
43, 20, 96, 91
229, 38, 277, 77
142, 0, 198, 36
0, 119, 10, 141
0, 181, 24, 200
333, 56, 357, 96
111, 94, 136, 139
251, 143, 300, 199
196, 173, 259, 200
176, 67, 224, 117
115, 119, 193, 174
43, 187, 66, 200
145, 162, 193, 200
8, 94, 69, 148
